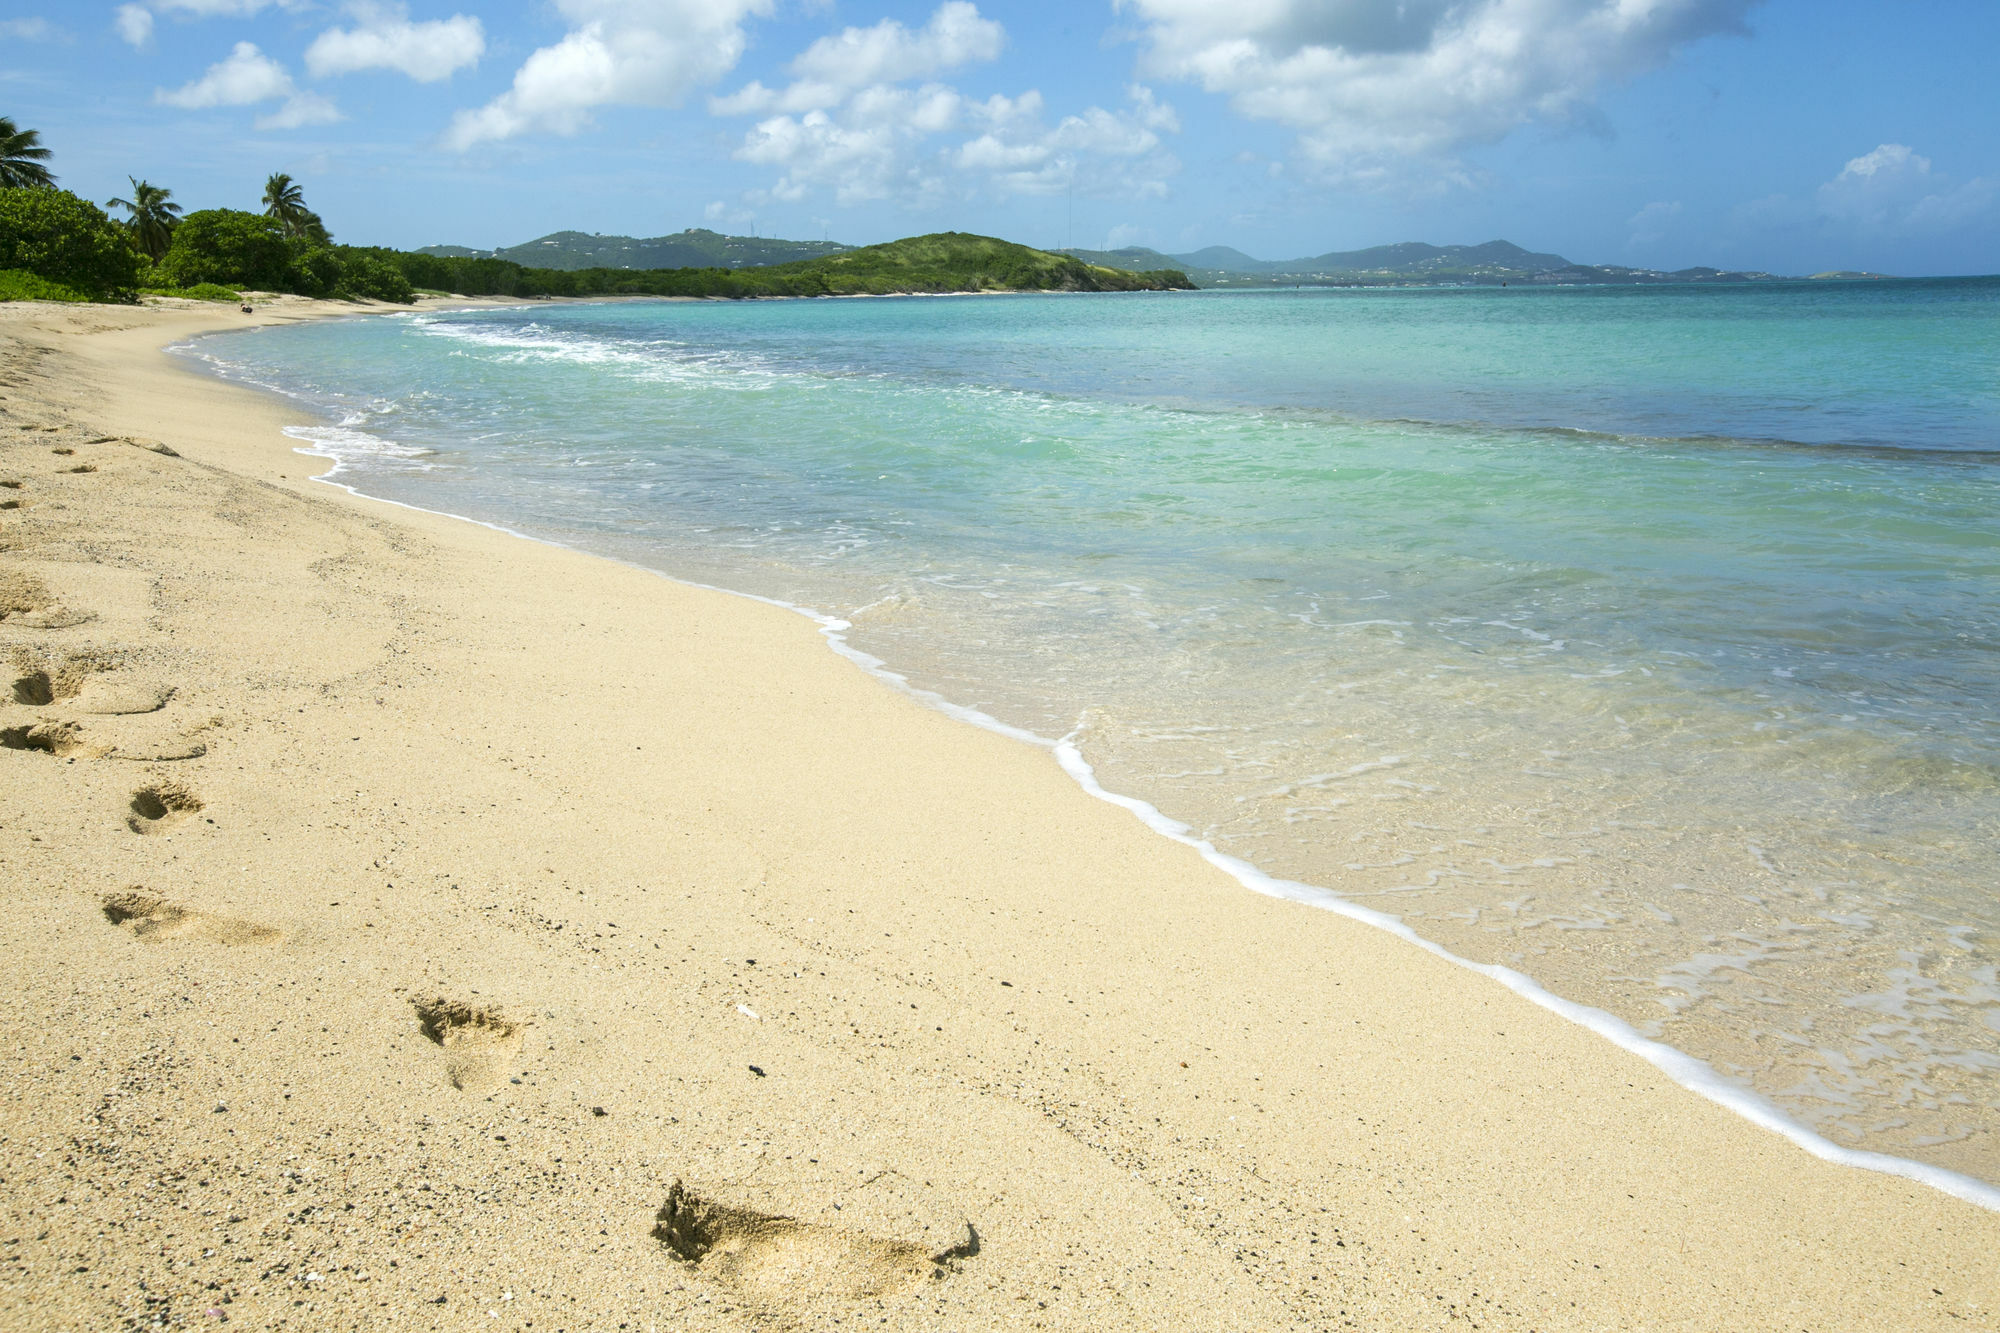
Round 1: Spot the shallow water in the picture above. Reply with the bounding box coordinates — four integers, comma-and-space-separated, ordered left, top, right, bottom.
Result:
184, 279, 2000, 1183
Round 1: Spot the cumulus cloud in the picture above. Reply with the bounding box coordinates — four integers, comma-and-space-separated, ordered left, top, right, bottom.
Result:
738, 83, 965, 204
715, 4, 1177, 206
307, 3, 484, 82
114, 4, 153, 45
954, 85, 1180, 197
446, 0, 771, 149
157, 41, 341, 130
1118, 0, 1757, 183
1815, 144, 1996, 233
714, 1, 1003, 115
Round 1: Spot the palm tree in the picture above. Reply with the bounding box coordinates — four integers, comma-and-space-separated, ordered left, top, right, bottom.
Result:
106, 177, 183, 261
262, 172, 312, 238
0, 116, 56, 189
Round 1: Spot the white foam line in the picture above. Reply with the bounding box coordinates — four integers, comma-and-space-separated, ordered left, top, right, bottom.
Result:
184, 332, 2000, 1216
1048, 733, 2000, 1214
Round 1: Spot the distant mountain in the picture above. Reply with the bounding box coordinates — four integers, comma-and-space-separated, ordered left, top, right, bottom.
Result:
1172, 245, 1273, 272
395, 231, 1192, 298
1302, 239, 1572, 274
1061, 238, 1783, 287
417, 228, 852, 272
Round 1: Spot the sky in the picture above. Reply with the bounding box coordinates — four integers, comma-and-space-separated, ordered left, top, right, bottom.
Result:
4, 0, 1996, 274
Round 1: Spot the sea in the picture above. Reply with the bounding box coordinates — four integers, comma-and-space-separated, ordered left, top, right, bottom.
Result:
179, 278, 2000, 1196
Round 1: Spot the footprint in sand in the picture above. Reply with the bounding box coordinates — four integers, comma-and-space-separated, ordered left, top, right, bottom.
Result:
127, 780, 203, 834
102, 890, 279, 945
0, 570, 91, 629
1, 719, 107, 757
10, 658, 84, 706
73, 680, 175, 715
653, 1181, 977, 1302
413, 997, 525, 1092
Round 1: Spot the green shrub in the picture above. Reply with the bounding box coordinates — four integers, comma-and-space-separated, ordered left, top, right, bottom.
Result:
0, 268, 89, 302
0, 190, 142, 298
285, 243, 342, 297
155, 209, 295, 290
334, 251, 414, 303
139, 282, 243, 302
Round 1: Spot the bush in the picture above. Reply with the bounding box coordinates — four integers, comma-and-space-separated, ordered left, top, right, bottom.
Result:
139, 282, 243, 302
154, 209, 295, 291
0, 190, 143, 299
286, 243, 342, 297
0, 268, 90, 302
334, 251, 414, 303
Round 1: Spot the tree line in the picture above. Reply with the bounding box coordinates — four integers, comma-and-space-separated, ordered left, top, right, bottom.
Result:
1, 114, 416, 304
0, 115, 1190, 305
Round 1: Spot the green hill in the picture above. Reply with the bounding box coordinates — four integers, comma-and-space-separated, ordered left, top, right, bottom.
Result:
774, 233, 1190, 295
419, 228, 851, 271
378, 231, 1192, 300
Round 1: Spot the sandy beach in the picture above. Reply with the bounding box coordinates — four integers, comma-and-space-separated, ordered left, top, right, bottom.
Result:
1, 297, 1995, 1332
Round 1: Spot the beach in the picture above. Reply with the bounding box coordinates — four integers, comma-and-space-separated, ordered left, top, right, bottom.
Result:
1, 297, 1996, 1331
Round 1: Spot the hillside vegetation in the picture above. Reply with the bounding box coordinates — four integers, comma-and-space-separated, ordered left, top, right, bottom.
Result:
422, 227, 851, 271
382, 231, 1192, 299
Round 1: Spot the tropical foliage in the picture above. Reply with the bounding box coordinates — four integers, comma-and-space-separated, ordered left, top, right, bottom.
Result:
0, 117, 55, 190
138, 282, 243, 302
0, 268, 89, 302
156, 209, 296, 291
0, 189, 141, 298
261, 172, 327, 243
106, 177, 182, 261
154, 208, 412, 303
0, 144, 1182, 307
370, 232, 1193, 300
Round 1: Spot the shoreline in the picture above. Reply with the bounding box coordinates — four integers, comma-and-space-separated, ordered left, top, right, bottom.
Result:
3, 298, 1997, 1329
178, 310, 2000, 1215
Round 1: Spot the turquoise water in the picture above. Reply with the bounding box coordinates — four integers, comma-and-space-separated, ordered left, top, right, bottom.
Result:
186, 280, 2000, 1183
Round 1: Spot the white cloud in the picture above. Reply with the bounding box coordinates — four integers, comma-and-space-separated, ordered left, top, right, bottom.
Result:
0, 18, 57, 40
1815, 144, 1996, 233
714, 4, 1176, 207
114, 4, 153, 45
739, 83, 965, 204
1118, 0, 1756, 184
446, 0, 771, 149
732, 83, 1179, 206
159, 42, 293, 106
157, 41, 342, 130
307, 4, 484, 82
1627, 199, 1681, 247
955, 85, 1180, 197
715, 0, 1003, 115
256, 90, 342, 130
153, 0, 292, 14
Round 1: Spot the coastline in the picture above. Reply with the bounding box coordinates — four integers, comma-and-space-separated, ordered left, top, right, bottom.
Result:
2, 298, 1996, 1329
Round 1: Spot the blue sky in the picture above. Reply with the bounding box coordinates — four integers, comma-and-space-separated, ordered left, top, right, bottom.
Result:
5, 0, 1996, 273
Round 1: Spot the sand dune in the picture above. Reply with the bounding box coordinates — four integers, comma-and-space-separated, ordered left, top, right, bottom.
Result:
0, 296, 1993, 1330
